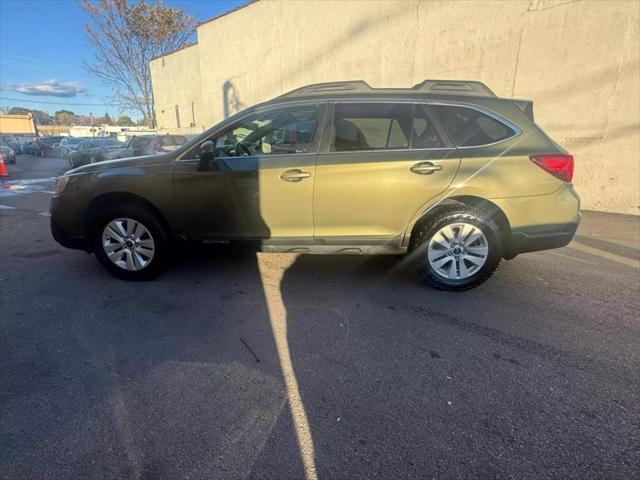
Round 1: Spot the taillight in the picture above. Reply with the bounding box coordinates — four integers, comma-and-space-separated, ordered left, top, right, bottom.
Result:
529, 154, 574, 182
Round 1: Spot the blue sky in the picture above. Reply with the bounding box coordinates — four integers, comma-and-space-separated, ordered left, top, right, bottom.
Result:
0, 0, 247, 118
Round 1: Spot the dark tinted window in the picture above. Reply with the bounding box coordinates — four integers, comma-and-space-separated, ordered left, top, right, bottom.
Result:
431, 105, 516, 147
158, 135, 188, 147
411, 105, 445, 148
132, 136, 153, 149
331, 103, 412, 151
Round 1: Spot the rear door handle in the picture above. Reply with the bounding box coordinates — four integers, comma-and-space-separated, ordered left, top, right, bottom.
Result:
410, 162, 443, 175
280, 169, 311, 182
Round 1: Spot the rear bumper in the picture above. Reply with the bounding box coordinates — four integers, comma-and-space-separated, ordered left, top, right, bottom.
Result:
506, 216, 580, 258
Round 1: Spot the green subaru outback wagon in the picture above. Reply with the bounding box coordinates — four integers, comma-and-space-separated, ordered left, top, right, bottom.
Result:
50, 80, 580, 290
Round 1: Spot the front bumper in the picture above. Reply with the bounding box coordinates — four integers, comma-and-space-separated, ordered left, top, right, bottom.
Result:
50, 217, 91, 252
50, 191, 93, 252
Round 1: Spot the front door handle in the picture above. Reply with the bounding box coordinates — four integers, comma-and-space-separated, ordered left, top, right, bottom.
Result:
410, 162, 443, 175
280, 169, 311, 182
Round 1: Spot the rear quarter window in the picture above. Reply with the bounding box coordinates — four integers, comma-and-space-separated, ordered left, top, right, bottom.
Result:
431, 105, 516, 147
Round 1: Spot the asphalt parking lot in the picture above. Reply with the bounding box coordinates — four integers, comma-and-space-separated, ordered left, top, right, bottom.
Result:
1, 155, 639, 479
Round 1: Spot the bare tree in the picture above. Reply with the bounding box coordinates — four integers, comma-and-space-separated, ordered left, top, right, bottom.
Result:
82, 0, 194, 127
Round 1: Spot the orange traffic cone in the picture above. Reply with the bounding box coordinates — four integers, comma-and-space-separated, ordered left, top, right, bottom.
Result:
0, 158, 8, 178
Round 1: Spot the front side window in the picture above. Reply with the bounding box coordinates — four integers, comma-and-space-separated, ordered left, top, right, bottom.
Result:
214, 105, 321, 157
430, 105, 516, 147
330, 103, 445, 152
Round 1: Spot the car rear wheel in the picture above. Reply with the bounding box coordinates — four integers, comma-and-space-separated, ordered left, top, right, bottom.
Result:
409, 207, 502, 291
94, 205, 167, 280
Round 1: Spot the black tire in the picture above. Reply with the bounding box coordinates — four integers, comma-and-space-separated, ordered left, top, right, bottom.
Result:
93, 203, 168, 280
409, 206, 503, 291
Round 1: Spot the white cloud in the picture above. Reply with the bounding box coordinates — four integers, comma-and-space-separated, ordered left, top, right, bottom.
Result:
9, 79, 87, 98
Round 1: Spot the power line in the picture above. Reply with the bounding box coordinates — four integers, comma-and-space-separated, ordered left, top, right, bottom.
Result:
0, 96, 117, 107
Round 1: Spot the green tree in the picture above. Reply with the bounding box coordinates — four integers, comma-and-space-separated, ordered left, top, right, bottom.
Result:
7, 107, 53, 124
7, 107, 31, 115
116, 115, 135, 126
82, 0, 194, 127
54, 110, 75, 125
104, 112, 113, 124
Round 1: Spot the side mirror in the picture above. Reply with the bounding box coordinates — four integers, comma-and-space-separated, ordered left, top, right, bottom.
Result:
198, 140, 216, 171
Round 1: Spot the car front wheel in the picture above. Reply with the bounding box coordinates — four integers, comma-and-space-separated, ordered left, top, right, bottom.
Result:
409, 207, 502, 291
94, 205, 167, 280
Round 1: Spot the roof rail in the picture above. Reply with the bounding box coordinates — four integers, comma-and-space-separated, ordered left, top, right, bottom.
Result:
280, 81, 372, 97
279, 79, 496, 98
412, 80, 496, 97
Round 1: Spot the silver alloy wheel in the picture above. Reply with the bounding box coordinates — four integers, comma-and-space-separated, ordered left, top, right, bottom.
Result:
427, 222, 489, 280
101, 217, 155, 271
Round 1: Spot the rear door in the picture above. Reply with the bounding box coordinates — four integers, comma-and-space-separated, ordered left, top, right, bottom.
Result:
313, 102, 460, 241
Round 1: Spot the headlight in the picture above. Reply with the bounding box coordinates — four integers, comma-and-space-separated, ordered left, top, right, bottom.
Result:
55, 176, 70, 195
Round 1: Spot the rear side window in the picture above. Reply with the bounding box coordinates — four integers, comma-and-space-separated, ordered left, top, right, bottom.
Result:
431, 105, 516, 147
331, 103, 444, 151
331, 103, 411, 151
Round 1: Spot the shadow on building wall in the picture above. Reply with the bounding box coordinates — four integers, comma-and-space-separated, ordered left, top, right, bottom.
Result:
223, 79, 246, 119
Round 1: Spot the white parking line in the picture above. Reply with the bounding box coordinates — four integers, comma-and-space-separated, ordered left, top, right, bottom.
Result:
0, 204, 16, 210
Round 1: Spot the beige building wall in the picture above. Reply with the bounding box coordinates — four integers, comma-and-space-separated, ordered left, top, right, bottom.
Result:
150, 43, 203, 134
150, 0, 640, 214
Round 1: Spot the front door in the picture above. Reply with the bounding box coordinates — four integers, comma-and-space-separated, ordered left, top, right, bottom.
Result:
314, 102, 460, 241
172, 103, 326, 241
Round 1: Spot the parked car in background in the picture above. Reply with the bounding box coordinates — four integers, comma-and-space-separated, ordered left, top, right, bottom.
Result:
0, 144, 16, 164
67, 138, 124, 168
21, 139, 39, 156
1, 135, 22, 155
37, 136, 65, 157
51, 80, 580, 289
59, 137, 90, 159
15, 136, 34, 154
117, 134, 189, 159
